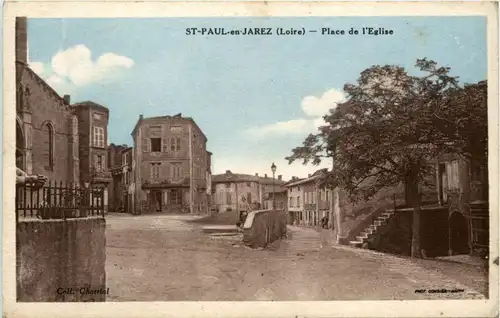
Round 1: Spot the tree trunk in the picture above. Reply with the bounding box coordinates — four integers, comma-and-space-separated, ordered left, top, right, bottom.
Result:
408, 170, 422, 258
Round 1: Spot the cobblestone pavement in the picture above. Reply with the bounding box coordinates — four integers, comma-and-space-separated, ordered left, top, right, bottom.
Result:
105, 214, 486, 301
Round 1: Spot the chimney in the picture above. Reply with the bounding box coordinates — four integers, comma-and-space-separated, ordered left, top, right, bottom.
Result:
16, 17, 28, 64
264, 174, 268, 178
308, 174, 312, 178
278, 175, 282, 181
225, 170, 232, 175
255, 173, 258, 177
139, 114, 144, 120
63, 95, 71, 105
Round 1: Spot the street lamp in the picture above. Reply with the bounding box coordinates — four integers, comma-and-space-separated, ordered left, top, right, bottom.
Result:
271, 162, 277, 210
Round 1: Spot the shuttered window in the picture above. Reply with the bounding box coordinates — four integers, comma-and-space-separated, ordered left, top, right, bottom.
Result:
94, 154, 105, 172
93, 126, 105, 148
171, 163, 181, 181
170, 137, 181, 152
142, 139, 150, 152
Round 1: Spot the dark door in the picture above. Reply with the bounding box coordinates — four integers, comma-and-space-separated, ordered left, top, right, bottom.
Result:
154, 191, 162, 212
449, 212, 470, 255
124, 194, 129, 213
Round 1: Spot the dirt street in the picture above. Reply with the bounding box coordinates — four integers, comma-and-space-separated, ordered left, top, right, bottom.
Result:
105, 214, 486, 301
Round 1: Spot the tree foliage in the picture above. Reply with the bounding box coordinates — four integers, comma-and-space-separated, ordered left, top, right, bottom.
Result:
286, 58, 487, 203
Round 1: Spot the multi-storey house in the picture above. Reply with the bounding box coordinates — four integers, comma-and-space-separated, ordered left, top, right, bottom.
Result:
212, 171, 286, 214
131, 114, 212, 214
73, 102, 113, 212
262, 186, 287, 211
108, 144, 134, 212
285, 169, 333, 227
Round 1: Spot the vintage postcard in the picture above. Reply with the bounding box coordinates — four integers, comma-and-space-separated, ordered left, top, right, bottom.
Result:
2, 1, 499, 317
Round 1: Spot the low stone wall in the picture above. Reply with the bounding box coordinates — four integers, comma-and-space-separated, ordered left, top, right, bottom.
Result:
242, 210, 287, 248
16, 217, 107, 302
369, 207, 449, 257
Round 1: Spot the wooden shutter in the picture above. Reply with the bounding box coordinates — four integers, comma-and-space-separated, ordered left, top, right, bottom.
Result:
162, 138, 168, 152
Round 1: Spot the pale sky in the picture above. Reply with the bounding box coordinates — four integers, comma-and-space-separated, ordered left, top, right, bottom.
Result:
27, 17, 487, 180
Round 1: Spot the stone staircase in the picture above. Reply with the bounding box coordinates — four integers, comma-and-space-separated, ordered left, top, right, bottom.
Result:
348, 210, 395, 248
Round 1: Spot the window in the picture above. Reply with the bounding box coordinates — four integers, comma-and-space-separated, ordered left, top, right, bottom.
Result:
171, 163, 181, 181
289, 196, 293, 207
150, 163, 161, 180
93, 112, 103, 120
247, 192, 252, 204
170, 137, 181, 151
122, 154, 128, 166
297, 196, 301, 207
225, 183, 231, 189
42, 123, 54, 170
95, 155, 105, 172
142, 139, 149, 152
326, 190, 330, 202
226, 192, 232, 205
170, 189, 183, 205
150, 138, 161, 152
170, 125, 182, 133
446, 160, 460, 190
93, 127, 105, 148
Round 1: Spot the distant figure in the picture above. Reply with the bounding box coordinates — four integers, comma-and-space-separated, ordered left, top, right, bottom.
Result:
320, 216, 329, 229
237, 196, 252, 229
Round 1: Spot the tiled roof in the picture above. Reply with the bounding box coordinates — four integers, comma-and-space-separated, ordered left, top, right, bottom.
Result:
72, 101, 109, 112
285, 168, 329, 187
212, 172, 287, 185
263, 186, 287, 194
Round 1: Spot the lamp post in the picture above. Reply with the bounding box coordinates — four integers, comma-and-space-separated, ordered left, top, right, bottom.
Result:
271, 162, 277, 210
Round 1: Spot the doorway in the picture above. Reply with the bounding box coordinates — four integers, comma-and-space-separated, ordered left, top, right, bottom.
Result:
449, 212, 470, 255
152, 190, 162, 212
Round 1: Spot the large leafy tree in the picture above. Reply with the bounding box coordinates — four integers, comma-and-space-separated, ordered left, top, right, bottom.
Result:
286, 59, 487, 258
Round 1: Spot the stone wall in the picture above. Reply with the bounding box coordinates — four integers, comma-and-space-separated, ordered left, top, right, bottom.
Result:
242, 210, 287, 248
16, 217, 106, 302
368, 207, 449, 257
17, 63, 76, 182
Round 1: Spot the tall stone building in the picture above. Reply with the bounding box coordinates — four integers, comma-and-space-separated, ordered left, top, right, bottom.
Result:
15, 17, 79, 183
131, 114, 212, 214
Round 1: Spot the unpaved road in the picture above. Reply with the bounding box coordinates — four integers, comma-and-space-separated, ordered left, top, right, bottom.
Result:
105, 214, 487, 301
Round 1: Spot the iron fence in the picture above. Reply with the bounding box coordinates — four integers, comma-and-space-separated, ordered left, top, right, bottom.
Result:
16, 180, 105, 222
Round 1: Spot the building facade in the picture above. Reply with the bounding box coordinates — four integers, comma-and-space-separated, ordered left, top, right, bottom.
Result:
434, 154, 489, 256
212, 171, 286, 214
263, 186, 287, 211
131, 114, 212, 214
285, 170, 333, 227
73, 102, 113, 211
108, 144, 134, 212
16, 17, 79, 184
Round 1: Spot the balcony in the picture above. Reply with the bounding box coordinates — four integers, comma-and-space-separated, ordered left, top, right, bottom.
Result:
142, 177, 190, 189
93, 170, 113, 183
